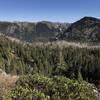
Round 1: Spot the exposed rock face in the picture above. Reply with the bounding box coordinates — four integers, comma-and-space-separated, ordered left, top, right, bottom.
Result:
64, 17, 100, 42
0, 21, 69, 42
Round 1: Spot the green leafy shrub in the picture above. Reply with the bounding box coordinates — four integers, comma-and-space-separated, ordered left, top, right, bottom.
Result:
11, 74, 99, 100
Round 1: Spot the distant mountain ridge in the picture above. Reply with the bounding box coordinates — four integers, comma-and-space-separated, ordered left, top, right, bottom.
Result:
0, 21, 70, 42
0, 16, 100, 42
63, 16, 100, 42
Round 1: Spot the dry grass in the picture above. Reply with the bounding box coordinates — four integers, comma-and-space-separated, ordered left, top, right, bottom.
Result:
4, 35, 100, 49
0, 74, 18, 100
30, 40, 100, 50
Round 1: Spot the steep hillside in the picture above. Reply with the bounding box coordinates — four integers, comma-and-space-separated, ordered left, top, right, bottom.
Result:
0, 36, 100, 99
0, 36, 100, 84
0, 21, 69, 42
63, 17, 100, 42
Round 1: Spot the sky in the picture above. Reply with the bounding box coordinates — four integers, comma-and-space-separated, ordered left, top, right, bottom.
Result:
0, 0, 99, 22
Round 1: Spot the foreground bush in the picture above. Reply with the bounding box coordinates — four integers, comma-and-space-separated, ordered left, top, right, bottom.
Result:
11, 74, 99, 100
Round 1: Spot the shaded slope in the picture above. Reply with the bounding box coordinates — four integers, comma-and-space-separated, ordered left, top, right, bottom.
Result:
0, 21, 69, 42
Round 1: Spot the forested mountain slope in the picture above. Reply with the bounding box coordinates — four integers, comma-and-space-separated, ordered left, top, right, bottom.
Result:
0, 35, 100, 99
0, 36, 100, 83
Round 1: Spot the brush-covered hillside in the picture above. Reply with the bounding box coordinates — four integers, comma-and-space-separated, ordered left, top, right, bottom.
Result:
0, 35, 100, 99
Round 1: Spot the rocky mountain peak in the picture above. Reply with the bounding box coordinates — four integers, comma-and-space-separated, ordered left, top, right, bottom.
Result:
63, 16, 100, 42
